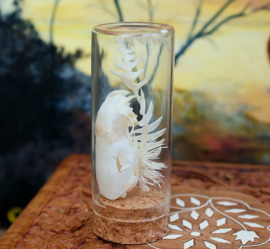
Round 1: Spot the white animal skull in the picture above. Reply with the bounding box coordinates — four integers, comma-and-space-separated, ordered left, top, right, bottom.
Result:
95, 90, 139, 200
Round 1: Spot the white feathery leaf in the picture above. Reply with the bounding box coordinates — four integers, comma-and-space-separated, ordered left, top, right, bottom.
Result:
145, 101, 154, 124
136, 76, 150, 93
113, 63, 128, 71
144, 36, 152, 44
138, 89, 146, 115
118, 47, 134, 54
115, 37, 123, 43
122, 53, 137, 62
124, 35, 171, 51
138, 101, 153, 126
156, 37, 164, 45
135, 36, 144, 44
147, 128, 166, 142
150, 37, 157, 45
134, 116, 162, 134
114, 59, 141, 71
145, 139, 165, 151
128, 59, 142, 70
109, 69, 125, 78
131, 68, 144, 81
125, 36, 134, 46
110, 37, 167, 191
145, 147, 162, 158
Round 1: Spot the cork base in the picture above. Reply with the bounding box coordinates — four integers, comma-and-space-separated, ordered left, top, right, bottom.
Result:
93, 187, 169, 244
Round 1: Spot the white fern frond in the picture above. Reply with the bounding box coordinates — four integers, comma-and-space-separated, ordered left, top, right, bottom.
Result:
125, 36, 134, 46
138, 100, 153, 126
145, 138, 165, 151
132, 128, 166, 143
134, 116, 162, 134
134, 36, 144, 45
139, 161, 166, 191
110, 38, 149, 96
124, 35, 171, 51
110, 36, 167, 192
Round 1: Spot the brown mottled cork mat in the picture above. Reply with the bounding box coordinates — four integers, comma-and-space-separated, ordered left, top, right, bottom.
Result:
1, 154, 270, 249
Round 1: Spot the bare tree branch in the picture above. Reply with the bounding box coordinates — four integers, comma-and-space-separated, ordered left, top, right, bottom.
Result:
49, 0, 60, 44
114, 0, 123, 22
135, 0, 154, 22
202, 11, 245, 37
87, 1, 117, 20
135, 0, 147, 9
175, 0, 270, 65
188, 0, 203, 39
153, 0, 164, 11
203, 2, 270, 37
175, 0, 235, 64
198, 0, 235, 35
147, 0, 154, 22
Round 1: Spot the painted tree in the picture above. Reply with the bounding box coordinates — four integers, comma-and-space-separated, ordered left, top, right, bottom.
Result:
134, 0, 164, 22
175, 0, 270, 65
113, 0, 158, 22
92, 0, 270, 65
49, 0, 61, 44
114, 0, 123, 22
89, 0, 158, 23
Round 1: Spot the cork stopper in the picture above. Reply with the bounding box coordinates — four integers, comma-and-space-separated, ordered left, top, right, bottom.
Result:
93, 186, 169, 244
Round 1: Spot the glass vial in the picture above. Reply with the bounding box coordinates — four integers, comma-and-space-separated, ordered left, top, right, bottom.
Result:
91, 22, 174, 244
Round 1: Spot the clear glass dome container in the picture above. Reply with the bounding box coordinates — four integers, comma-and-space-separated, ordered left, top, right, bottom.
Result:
91, 22, 174, 244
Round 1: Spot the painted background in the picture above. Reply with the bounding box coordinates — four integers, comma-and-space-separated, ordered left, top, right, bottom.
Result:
18, 0, 270, 163
0, 0, 270, 229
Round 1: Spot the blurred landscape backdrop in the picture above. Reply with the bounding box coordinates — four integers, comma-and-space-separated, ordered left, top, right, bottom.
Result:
0, 0, 270, 229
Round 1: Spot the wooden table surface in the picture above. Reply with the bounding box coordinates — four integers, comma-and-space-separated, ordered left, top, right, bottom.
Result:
1, 154, 270, 249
